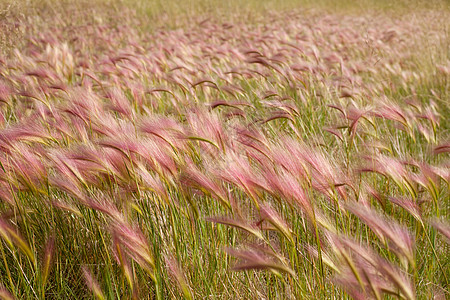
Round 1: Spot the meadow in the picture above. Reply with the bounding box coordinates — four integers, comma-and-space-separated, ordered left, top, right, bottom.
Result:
0, 0, 449, 298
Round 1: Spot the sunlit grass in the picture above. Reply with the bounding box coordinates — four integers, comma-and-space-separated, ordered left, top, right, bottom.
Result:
0, 0, 448, 299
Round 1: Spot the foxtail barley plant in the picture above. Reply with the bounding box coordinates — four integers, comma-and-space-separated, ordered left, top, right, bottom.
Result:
0, 0, 448, 298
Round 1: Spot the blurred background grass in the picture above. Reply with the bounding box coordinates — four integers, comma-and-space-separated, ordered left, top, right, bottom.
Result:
1, 0, 449, 56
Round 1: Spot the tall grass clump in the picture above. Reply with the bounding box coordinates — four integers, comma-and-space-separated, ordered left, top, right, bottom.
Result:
0, 0, 448, 298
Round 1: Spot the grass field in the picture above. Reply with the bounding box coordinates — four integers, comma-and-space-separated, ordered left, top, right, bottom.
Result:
0, 0, 449, 299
